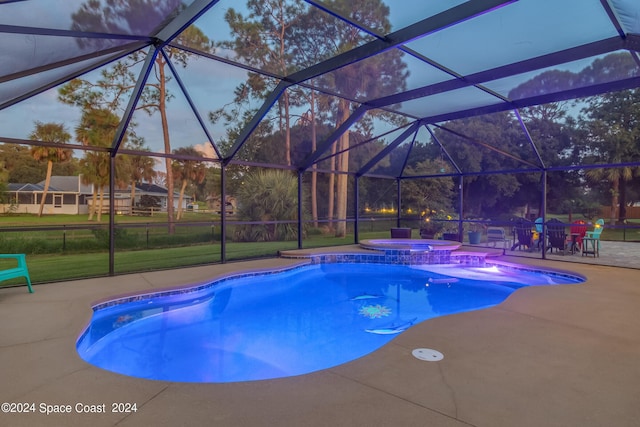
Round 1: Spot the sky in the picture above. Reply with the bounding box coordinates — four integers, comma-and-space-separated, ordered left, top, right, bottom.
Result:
0, 0, 636, 170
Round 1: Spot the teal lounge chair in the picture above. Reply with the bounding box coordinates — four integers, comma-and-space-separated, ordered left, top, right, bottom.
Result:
0, 254, 33, 293
582, 219, 604, 256
585, 219, 604, 248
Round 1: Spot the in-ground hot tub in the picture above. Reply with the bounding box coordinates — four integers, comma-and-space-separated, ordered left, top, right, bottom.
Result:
358, 238, 463, 265
359, 238, 461, 252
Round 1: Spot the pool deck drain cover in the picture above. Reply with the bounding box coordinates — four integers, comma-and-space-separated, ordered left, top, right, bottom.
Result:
412, 348, 443, 361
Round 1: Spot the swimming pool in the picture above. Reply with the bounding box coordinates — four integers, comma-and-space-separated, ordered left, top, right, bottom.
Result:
77, 262, 584, 383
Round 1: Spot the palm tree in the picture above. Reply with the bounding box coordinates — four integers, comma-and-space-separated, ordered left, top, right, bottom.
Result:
79, 152, 109, 221
581, 89, 640, 224
234, 169, 302, 241
171, 147, 206, 220
29, 122, 73, 217
586, 166, 635, 224
122, 136, 156, 214
64, 4, 213, 234
75, 108, 122, 221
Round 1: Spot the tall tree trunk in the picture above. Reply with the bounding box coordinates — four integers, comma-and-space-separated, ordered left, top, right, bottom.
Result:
335, 99, 351, 238
38, 160, 53, 217
610, 179, 619, 225
177, 179, 187, 220
97, 186, 104, 222
284, 92, 291, 167
619, 176, 627, 223
327, 142, 336, 231
88, 186, 97, 221
158, 56, 175, 234
129, 180, 136, 215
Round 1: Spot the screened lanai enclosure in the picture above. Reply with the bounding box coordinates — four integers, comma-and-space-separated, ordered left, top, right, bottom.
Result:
1, 0, 640, 283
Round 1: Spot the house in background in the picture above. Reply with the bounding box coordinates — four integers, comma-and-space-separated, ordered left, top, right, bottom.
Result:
4, 176, 93, 215
2, 176, 190, 215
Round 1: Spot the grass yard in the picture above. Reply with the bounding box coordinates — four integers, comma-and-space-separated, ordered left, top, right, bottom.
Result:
2, 212, 639, 289
0, 230, 386, 286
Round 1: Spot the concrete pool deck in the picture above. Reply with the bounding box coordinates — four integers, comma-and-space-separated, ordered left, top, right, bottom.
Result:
1, 252, 640, 426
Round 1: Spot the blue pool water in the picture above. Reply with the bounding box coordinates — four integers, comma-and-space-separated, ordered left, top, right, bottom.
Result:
77, 263, 583, 383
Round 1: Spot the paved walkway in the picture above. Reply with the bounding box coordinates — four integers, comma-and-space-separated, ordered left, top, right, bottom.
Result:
502, 240, 640, 270
1, 250, 640, 426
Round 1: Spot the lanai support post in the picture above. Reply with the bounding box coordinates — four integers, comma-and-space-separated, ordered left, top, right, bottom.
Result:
396, 179, 402, 228
220, 164, 227, 263
458, 175, 464, 242
109, 155, 115, 276
541, 170, 547, 259
354, 176, 360, 244
298, 171, 303, 249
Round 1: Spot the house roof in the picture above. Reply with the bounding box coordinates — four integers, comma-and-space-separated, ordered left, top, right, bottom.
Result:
7, 183, 44, 192
136, 183, 169, 195
36, 176, 93, 193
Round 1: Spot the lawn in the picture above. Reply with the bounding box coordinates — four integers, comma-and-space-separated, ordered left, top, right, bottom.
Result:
1, 212, 639, 289
0, 228, 390, 286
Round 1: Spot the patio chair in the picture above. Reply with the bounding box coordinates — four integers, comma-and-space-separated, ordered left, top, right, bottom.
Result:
546, 218, 568, 254
583, 218, 604, 256
487, 227, 510, 248
510, 218, 534, 251
391, 227, 411, 238
534, 217, 544, 249
567, 220, 587, 253
0, 254, 33, 293
585, 219, 604, 244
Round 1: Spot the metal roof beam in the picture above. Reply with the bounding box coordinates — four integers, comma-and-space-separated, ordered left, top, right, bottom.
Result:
513, 109, 545, 169
0, 24, 150, 41
287, 0, 514, 85
357, 121, 421, 176
425, 124, 461, 174
0, 41, 147, 84
626, 33, 640, 53
369, 37, 626, 109
224, 81, 291, 164
154, 0, 220, 45
298, 105, 369, 171
433, 123, 540, 169
161, 49, 222, 159
421, 74, 640, 124
111, 47, 158, 155
0, 43, 146, 111
600, 0, 627, 38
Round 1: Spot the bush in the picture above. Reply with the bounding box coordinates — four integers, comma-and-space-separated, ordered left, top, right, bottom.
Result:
233, 170, 306, 242
92, 228, 139, 249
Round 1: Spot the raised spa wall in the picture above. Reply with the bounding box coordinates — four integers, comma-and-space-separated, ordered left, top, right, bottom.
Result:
287, 248, 490, 267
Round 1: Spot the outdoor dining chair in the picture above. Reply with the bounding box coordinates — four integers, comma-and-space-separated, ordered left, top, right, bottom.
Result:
567, 220, 587, 254
546, 218, 568, 254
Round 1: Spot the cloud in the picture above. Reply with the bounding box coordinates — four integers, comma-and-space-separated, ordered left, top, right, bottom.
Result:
194, 142, 217, 159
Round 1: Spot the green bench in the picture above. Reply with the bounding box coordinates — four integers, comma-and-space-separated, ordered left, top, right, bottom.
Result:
0, 254, 33, 293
